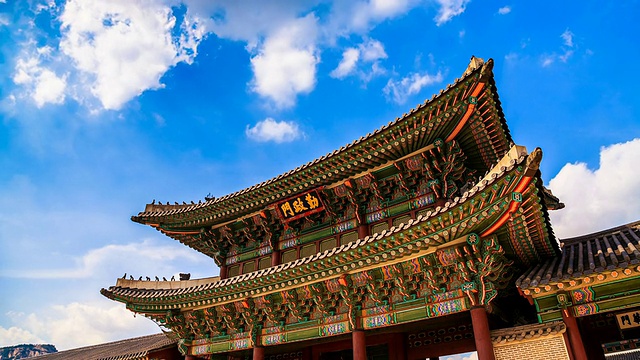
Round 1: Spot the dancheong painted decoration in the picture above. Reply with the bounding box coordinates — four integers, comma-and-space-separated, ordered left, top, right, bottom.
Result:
101, 57, 640, 360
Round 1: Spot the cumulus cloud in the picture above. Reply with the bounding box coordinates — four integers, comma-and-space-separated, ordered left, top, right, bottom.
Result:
383, 71, 444, 104
250, 14, 319, 108
55, 0, 205, 110
246, 117, 302, 143
0, 326, 44, 347
434, 0, 471, 26
1, 303, 158, 350
12, 50, 67, 107
330, 39, 387, 80
498, 6, 511, 15
549, 139, 640, 239
0, 238, 205, 279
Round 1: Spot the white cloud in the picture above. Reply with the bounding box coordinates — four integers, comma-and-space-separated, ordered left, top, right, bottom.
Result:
1, 238, 205, 279
330, 39, 387, 80
383, 71, 443, 104
549, 138, 640, 239
1, 303, 159, 350
434, 0, 471, 26
541, 55, 554, 67
250, 14, 319, 108
57, 0, 205, 110
561, 28, 574, 47
184, 1, 310, 50
332, 48, 361, 79
540, 29, 576, 67
360, 38, 387, 61
0, 14, 9, 26
246, 117, 302, 143
498, 6, 511, 15
13, 52, 67, 107
338, 0, 417, 34
0, 326, 45, 347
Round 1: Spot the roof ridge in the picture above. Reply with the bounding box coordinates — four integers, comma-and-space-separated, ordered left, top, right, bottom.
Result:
133, 58, 492, 219
560, 219, 640, 244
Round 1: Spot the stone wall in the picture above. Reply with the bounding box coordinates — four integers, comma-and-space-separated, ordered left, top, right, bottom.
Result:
491, 321, 570, 360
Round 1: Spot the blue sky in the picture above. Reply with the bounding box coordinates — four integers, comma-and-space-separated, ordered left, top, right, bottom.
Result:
1, 0, 639, 353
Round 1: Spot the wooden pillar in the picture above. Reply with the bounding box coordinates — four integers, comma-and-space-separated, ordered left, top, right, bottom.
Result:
253, 346, 265, 360
388, 332, 406, 360
352, 329, 367, 360
219, 264, 228, 279
470, 306, 495, 360
185, 356, 199, 360
271, 250, 280, 267
562, 331, 576, 360
358, 223, 369, 239
562, 309, 588, 360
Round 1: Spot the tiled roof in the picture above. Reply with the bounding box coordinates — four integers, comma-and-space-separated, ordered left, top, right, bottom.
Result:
516, 220, 640, 290
491, 321, 566, 343
103, 146, 556, 311
29, 333, 176, 360
131, 57, 513, 230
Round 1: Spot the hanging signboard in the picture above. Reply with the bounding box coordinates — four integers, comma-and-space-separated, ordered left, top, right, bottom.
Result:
276, 188, 325, 222
616, 310, 640, 330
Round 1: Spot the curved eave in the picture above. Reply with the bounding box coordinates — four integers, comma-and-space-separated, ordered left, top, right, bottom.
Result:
103, 145, 552, 313
132, 58, 513, 230
516, 220, 640, 293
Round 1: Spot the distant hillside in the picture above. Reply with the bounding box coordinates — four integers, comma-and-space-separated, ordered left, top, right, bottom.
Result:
0, 344, 57, 359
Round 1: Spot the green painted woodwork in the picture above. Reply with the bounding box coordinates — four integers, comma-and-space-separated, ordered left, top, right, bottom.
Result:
393, 298, 425, 311
388, 202, 411, 217
395, 307, 427, 323
537, 310, 563, 323
285, 319, 318, 331
203, 342, 231, 353
299, 227, 334, 244
286, 327, 321, 342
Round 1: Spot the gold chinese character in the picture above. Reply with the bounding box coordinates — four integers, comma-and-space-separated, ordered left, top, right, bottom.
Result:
305, 193, 319, 209
281, 202, 295, 217
292, 198, 308, 213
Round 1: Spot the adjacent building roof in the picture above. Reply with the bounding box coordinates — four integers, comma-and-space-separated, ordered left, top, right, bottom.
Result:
516, 220, 640, 290
29, 333, 176, 360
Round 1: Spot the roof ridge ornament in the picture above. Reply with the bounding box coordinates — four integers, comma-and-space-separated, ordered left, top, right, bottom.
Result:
462, 56, 485, 77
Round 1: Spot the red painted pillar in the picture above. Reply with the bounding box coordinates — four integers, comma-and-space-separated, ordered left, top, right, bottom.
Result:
358, 223, 369, 239
470, 306, 495, 360
562, 331, 576, 360
562, 309, 588, 360
389, 333, 406, 360
185, 356, 199, 360
353, 329, 367, 360
254, 346, 265, 360
219, 264, 227, 279
271, 250, 280, 267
